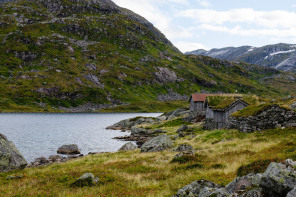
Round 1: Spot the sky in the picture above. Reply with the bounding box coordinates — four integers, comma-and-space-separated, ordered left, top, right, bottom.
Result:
112, 0, 296, 53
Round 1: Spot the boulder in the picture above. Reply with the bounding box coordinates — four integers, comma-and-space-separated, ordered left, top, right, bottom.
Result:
199, 187, 230, 197
140, 134, 172, 152
174, 179, 220, 197
49, 155, 63, 163
57, 144, 80, 155
260, 162, 296, 196
177, 125, 189, 133
225, 173, 261, 194
0, 133, 27, 172
287, 186, 296, 197
131, 127, 148, 135
240, 188, 265, 197
174, 144, 193, 152
70, 173, 99, 187
118, 142, 137, 151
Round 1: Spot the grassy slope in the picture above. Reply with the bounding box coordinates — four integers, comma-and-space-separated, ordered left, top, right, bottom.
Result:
0, 0, 295, 112
1, 120, 296, 196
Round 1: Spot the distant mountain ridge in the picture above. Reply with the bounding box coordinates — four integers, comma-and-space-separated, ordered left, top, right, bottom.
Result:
187, 43, 296, 72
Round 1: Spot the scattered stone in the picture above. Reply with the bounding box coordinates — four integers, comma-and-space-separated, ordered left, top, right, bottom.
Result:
57, 144, 80, 155
118, 142, 137, 151
48, 155, 63, 163
70, 173, 99, 187
141, 134, 172, 153
174, 144, 193, 152
174, 159, 296, 197
0, 133, 27, 172
174, 151, 195, 159
174, 179, 221, 197
177, 125, 188, 133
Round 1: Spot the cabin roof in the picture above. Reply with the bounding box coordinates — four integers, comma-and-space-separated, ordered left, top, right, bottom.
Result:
190, 93, 213, 102
206, 95, 258, 110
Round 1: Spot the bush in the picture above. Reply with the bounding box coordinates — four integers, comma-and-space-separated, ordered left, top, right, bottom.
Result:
171, 155, 199, 164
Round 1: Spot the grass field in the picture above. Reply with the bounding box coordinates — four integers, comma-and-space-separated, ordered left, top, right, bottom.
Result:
1, 120, 296, 196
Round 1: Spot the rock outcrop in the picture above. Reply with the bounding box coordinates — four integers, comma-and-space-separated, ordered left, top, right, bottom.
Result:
106, 117, 156, 131
174, 159, 296, 197
227, 105, 296, 132
0, 133, 27, 172
57, 144, 81, 155
141, 134, 172, 152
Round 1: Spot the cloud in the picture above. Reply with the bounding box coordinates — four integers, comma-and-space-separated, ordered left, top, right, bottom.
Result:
200, 24, 296, 37
179, 8, 296, 28
175, 41, 207, 53
197, 0, 211, 7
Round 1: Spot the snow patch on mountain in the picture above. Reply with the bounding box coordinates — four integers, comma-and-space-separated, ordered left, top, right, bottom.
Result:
270, 49, 295, 56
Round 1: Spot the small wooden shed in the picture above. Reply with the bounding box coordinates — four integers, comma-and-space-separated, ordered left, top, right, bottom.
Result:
189, 93, 213, 112
205, 97, 249, 129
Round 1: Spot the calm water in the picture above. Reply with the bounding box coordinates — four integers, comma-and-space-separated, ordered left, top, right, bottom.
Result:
0, 113, 161, 162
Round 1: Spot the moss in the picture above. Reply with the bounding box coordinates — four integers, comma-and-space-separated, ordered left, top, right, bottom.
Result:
207, 95, 259, 110
237, 158, 283, 176
232, 103, 291, 117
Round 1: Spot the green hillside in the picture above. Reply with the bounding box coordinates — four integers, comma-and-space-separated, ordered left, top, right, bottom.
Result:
0, 0, 295, 112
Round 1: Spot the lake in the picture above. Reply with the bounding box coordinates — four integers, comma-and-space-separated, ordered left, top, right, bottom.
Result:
0, 113, 161, 162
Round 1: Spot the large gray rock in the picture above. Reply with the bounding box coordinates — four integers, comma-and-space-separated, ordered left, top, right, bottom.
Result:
0, 133, 27, 172
70, 173, 98, 187
57, 144, 80, 155
199, 187, 230, 197
287, 186, 296, 197
131, 127, 149, 135
174, 144, 193, 152
260, 162, 296, 196
174, 179, 220, 197
239, 188, 265, 197
140, 134, 172, 152
118, 142, 137, 151
226, 173, 262, 194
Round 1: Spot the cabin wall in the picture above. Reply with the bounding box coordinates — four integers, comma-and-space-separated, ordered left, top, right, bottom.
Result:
225, 102, 248, 121
196, 102, 204, 111
206, 107, 214, 119
210, 102, 248, 129
190, 101, 205, 112
190, 100, 195, 111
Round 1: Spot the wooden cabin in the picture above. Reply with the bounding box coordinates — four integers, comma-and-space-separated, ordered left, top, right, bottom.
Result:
189, 93, 213, 112
205, 97, 249, 129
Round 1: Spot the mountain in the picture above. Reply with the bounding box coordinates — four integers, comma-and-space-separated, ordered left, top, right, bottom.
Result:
187, 43, 296, 72
0, 0, 295, 112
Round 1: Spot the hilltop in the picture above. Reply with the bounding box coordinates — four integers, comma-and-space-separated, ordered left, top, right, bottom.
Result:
187, 43, 296, 72
0, 0, 295, 112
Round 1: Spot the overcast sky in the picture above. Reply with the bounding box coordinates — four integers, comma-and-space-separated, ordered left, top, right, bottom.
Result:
112, 0, 296, 53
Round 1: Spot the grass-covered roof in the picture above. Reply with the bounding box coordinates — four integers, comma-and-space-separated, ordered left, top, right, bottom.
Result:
207, 94, 259, 110
231, 103, 292, 117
